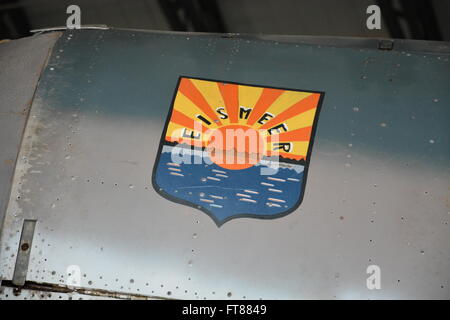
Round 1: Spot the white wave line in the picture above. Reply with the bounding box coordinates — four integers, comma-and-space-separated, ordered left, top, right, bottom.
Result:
210, 204, 223, 208
244, 189, 259, 194
287, 178, 300, 182
215, 174, 228, 178
268, 197, 285, 203
266, 202, 281, 207
239, 198, 257, 203
169, 172, 184, 177
212, 169, 227, 174
261, 182, 274, 187
236, 193, 251, 198
209, 195, 224, 199
268, 188, 283, 193
267, 177, 286, 182
168, 167, 181, 172
200, 198, 214, 203
167, 162, 181, 167
207, 176, 221, 181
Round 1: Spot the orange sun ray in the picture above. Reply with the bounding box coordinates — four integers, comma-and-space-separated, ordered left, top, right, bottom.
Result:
217, 82, 239, 123
246, 88, 284, 126
266, 126, 312, 142
259, 94, 320, 130
170, 109, 209, 133
178, 78, 222, 126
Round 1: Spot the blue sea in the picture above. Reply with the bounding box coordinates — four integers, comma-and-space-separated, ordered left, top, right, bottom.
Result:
154, 145, 305, 224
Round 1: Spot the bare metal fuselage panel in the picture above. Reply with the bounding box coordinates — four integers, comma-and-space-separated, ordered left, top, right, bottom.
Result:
0, 29, 449, 299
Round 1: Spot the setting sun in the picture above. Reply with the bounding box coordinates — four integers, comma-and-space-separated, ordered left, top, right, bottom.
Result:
165, 77, 321, 168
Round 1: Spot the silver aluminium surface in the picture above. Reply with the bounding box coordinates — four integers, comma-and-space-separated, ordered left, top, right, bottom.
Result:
0, 32, 61, 296
0, 29, 449, 299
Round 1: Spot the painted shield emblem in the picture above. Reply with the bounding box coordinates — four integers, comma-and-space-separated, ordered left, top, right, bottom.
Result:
152, 76, 324, 226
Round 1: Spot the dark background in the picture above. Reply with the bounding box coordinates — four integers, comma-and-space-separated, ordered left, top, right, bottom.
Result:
1, 0, 449, 41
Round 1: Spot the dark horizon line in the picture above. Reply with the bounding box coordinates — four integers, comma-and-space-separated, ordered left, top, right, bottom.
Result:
162, 140, 307, 165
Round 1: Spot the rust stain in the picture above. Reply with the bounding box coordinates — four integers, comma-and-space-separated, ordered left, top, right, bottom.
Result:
2, 280, 172, 300
4, 159, 14, 166
20, 103, 31, 116
0, 100, 31, 117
